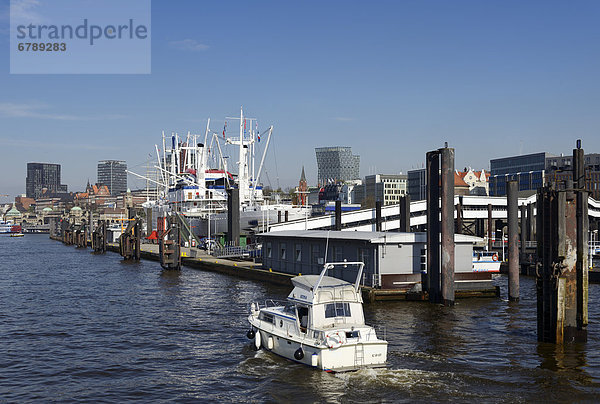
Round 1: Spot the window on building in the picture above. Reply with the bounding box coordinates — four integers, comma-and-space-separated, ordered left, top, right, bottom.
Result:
311, 244, 322, 265
334, 245, 343, 262
266, 242, 272, 258
280, 243, 287, 260
295, 244, 302, 262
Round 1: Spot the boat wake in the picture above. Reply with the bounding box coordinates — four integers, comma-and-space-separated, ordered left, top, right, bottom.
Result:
334, 367, 463, 392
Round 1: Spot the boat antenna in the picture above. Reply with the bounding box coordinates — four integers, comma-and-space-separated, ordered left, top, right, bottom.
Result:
323, 230, 330, 267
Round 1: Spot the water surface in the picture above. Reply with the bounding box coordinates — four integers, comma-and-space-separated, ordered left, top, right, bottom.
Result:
1, 235, 599, 402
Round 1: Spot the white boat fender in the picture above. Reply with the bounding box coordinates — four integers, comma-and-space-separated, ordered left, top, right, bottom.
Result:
311, 353, 319, 367
254, 331, 261, 350
267, 336, 274, 350
246, 329, 255, 339
326, 332, 344, 349
294, 347, 304, 360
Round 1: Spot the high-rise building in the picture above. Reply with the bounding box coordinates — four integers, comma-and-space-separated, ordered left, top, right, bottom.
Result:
26, 162, 68, 199
489, 152, 555, 196
315, 146, 360, 185
546, 153, 600, 200
362, 174, 407, 205
97, 160, 127, 196
407, 168, 427, 201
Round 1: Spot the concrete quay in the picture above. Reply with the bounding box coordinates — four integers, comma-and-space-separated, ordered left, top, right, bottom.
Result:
46, 236, 498, 302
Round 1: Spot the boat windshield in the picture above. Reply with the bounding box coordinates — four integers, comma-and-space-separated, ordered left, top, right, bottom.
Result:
325, 302, 351, 318
283, 303, 296, 316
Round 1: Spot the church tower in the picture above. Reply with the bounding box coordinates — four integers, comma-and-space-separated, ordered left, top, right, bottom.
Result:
298, 166, 308, 206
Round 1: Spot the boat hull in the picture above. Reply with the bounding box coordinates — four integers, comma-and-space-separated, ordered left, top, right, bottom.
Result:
250, 322, 387, 372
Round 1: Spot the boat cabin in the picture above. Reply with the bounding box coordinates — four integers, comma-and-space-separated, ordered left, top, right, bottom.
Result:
287, 274, 365, 331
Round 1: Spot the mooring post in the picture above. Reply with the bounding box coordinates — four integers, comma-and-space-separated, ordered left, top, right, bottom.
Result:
134, 218, 141, 261
159, 214, 181, 270
227, 188, 240, 246
487, 203, 493, 250
277, 211, 282, 223
375, 200, 382, 232
399, 195, 411, 232
426, 150, 440, 301
335, 200, 342, 231
440, 147, 455, 306
456, 197, 463, 234
526, 203, 534, 243
507, 180, 519, 301
574, 141, 589, 339
88, 210, 93, 246
520, 203, 527, 264
536, 140, 588, 343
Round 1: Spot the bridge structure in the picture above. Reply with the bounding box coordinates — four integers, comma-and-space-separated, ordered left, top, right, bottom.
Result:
266, 194, 600, 235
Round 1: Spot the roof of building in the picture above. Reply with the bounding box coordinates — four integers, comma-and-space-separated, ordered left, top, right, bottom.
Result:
260, 230, 481, 244
5, 204, 22, 217
454, 173, 469, 188
71, 206, 82, 211
42, 207, 53, 212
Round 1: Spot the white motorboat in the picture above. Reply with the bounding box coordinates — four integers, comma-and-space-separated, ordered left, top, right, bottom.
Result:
247, 261, 388, 372
472, 250, 501, 272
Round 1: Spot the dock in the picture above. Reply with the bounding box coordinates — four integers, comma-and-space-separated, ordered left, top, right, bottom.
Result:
49, 236, 498, 302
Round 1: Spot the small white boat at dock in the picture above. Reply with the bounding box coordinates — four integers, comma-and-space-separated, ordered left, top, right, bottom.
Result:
247, 261, 388, 372
472, 250, 501, 273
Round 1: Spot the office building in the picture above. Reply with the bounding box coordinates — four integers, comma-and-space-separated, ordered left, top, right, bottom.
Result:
26, 162, 68, 199
363, 174, 407, 205
97, 160, 127, 196
315, 146, 360, 185
546, 153, 600, 200
407, 168, 427, 201
489, 152, 555, 196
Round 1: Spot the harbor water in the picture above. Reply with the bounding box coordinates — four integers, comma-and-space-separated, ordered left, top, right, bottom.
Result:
2, 234, 600, 402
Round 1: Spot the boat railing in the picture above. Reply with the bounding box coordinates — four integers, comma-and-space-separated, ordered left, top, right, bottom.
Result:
252, 299, 288, 310
365, 324, 387, 342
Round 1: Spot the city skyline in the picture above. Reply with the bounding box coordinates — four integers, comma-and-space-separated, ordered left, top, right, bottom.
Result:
2, 1, 600, 198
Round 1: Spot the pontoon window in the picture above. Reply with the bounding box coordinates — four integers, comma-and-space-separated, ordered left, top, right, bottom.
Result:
280, 243, 287, 260
325, 302, 351, 318
295, 244, 302, 262
267, 243, 272, 258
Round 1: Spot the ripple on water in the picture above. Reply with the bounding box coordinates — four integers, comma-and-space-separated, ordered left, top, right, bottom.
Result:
1, 235, 600, 402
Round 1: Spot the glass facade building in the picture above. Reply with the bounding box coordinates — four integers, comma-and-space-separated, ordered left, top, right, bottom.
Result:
97, 160, 127, 196
489, 152, 554, 196
407, 168, 427, 201
315, 147, 360, 185
26, 162, 68, 199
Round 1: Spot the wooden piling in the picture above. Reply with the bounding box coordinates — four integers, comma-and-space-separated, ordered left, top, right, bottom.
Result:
335, 200, 342, 231
426, 150, 440, 302
399, 195, 411, 232
536, 141, 588, 343
487, 203, 493, 250
440, 147, 455, 306
507, 180, 519, 301
375, 200, 382, 232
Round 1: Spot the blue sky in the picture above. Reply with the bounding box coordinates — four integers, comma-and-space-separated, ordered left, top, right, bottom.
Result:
1, 0, 600, 198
